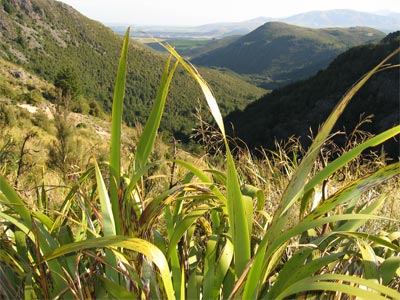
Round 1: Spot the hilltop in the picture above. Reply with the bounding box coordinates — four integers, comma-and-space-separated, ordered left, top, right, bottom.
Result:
225, 32, 400, 157
0, 0, 264, 140
192, 22, 385, 88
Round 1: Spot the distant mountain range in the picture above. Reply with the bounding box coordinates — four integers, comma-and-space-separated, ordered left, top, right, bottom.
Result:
110, 9, 400, 39
225, 32, 400, 157
282, 10, 400, 32
192, 22, 385, 88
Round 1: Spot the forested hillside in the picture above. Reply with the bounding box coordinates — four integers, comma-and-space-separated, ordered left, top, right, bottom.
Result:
192, 22, 385, 88
0, 0, 264, 139
226, 32, 400, 157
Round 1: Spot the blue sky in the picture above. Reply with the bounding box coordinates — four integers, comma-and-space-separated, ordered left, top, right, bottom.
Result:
58, 0, 400, 26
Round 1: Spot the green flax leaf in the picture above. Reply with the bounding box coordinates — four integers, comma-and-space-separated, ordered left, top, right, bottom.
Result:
45, 236, 176, 300
135, 57, 178, 171
109, 27, 130, 235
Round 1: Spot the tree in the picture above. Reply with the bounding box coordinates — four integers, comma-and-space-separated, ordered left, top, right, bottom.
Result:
47, 70, 79, 178
54, 67, 80, 101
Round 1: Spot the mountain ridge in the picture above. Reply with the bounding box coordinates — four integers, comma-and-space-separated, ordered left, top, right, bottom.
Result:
282, 9, 400, 32
191, 22, 385, 88
120, 9, 399, 39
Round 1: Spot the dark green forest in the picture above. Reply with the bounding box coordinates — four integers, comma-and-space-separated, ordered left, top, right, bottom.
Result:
225, 32, 400, 157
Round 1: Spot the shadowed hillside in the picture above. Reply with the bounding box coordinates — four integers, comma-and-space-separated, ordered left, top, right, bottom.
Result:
225, 32, 400, 157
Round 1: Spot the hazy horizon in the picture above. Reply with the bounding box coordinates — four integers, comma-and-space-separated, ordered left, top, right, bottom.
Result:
57, 0, 400, 26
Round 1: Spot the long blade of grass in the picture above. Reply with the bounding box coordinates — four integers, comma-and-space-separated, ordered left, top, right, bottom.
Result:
203, 235, 219, 300
94, 159, 116, 236
97, 276, 138, 299
356, 239, 380, 282
0, 175, 32, 226
275, 273, 400, 300
169, 246, 183, 300
240, 239, 268, 299
109, 27, 130, 235
135, 57, 179, 171
44, 236, 176, 300
158, 47, 251, 266
94, 159, 119, 283
266, 248, 344, 299
304, 125, 400, 196
166, 206, 210, 259
226, 150, 251, 276
179, 264, 185, 300
187, 271, 201, 300
380, 257, 400, 285
215, 239, 234, 297
159, 43, 225, 136
335, 193, 387, 232
174, 159, 227, 207
161, 43, 252, 276
304, 162, 400, 221
24, 272, 34, 300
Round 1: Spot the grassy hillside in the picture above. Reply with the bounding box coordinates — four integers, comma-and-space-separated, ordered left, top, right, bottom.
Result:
225, 32, 400, 157
0, 57, 114, 183
192, 22, 385, 88
0, 0, 264, 140
0, 56, 204, 190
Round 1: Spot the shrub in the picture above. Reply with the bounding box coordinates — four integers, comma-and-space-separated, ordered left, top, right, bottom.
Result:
31, 111, 49, 131
70, 96, 90, 114
46, 113, 74, 175
76, 122, 87, 129
26, 89, 43, 104
88, 98, 104, 117
54, 67, 81, 101
0, 103, 16, 128
3, 0, 15, 15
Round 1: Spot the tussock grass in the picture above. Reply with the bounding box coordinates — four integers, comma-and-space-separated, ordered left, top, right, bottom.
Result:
0, 29, 399, 299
